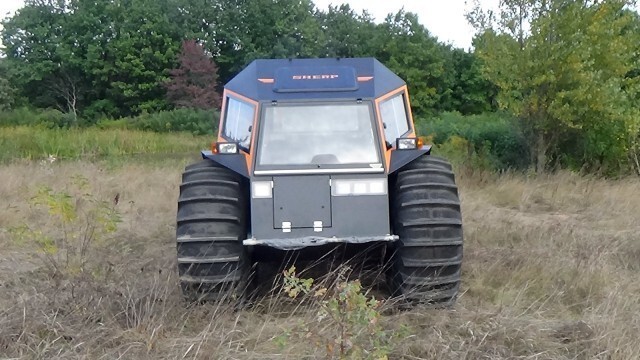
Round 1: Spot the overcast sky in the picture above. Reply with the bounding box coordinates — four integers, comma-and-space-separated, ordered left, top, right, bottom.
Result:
0, 0, 22, 20
0, 0, 490, 50
313, 0, 492, 49
0, 0, 24, 48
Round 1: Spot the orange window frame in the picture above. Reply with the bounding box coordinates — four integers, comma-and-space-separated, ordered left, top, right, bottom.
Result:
374, 86, 417, 169
218, 89, 260, 172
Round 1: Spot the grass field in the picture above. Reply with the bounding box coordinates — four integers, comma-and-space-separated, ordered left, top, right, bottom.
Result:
0, 157, 639, 359
0, 127, 211, 163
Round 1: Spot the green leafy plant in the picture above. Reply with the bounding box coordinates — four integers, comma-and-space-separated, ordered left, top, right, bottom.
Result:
278, 266, 408, 359
416, 111, 530, 171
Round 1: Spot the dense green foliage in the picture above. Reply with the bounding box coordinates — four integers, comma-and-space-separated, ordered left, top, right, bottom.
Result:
468, 0, 640, 174
0, 107, 218, 135
0, 107, 77, 128
1, 0, 184, 117
1, 0, 639, 174
0, 58, 16, 111
417, 112, 529, 171
99, 108, 218, 135
0, 0, 494, 119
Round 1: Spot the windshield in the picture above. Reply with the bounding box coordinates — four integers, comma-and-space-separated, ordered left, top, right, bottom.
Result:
256, 103, 381, 168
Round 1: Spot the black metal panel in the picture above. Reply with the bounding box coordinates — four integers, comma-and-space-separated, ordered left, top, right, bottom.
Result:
388, 146, 432, 174
250, 196, 274, 236
225, 58, 405, 102
330, 182, 390, 236
272, 176, 332, 229
201, 151, 249, 178
248, 173, 392, 246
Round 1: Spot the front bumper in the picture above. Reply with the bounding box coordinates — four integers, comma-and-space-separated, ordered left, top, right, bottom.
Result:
243, 235, 399, 250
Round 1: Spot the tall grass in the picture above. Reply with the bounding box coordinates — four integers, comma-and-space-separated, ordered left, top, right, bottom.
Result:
0, 126, 212, 162
0, 162, 638, 358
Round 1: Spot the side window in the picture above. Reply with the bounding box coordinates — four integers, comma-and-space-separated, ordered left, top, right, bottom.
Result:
223, 97, 255, 149
380, 94, 410, 143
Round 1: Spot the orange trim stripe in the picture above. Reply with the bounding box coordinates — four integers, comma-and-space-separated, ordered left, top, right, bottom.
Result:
225, 89, 260, 105
216, 93, 228, 140
402, 86, 417, 135
357, 76, 373, 82
258, 78, 274, 84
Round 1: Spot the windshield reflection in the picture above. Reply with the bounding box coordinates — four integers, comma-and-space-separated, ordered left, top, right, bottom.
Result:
257, 103, 380, 167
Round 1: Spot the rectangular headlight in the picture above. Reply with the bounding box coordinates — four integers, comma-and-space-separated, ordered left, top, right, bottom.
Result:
217, 142, 239, 154
252, 181, 273, 198
331, 179, 387, 196
335, 181, 351, 196
396, 138, 417, 150
353, 182, 368, 195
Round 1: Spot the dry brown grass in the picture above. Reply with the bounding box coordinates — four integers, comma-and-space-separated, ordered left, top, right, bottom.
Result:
0, 159, 639, 359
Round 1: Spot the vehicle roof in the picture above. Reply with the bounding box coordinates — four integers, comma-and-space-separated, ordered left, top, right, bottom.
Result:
225, 57, 406, 102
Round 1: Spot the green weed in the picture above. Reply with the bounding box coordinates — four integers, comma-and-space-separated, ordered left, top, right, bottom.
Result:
278, 266, 408, 359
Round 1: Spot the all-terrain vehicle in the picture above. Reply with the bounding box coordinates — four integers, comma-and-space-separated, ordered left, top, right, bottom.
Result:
176, 58, 463, 304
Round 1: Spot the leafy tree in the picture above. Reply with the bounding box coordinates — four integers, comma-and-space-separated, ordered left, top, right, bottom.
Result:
469, 0, 640, 173
317, 5, 377, 58
447, 48, 497, 115
1, 0, 76, 112
0, 58, 16, 111
163, 0, 254, 85
0, 0, 526, 132
1, 0, 183, 119
166, 40, 221, 110
373, 11, 450, 116
99, 0, 182, 115
240, 0, 325, 60
621, 10, 640, 175
168, 0, 234, 84
184, 0, 325, 85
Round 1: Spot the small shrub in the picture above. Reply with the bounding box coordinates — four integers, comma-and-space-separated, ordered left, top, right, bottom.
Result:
124, 108, 219, 135
435, 135, 495, 171
277, 266, 407, 359
1, 107, 219, 136
96, 118, 130, 130
0, 107, 76, 128
82, 98, 121, 122
416, 111, 530, 171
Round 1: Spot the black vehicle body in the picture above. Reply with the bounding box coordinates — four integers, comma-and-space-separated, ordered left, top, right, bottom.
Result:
177, 58, 463, 304
202, 58, 429, 250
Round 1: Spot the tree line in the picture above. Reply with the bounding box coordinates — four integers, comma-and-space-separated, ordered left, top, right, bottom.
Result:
1, 0, 639, 174
0, 0, 494, 119
468, 0, 640, 174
